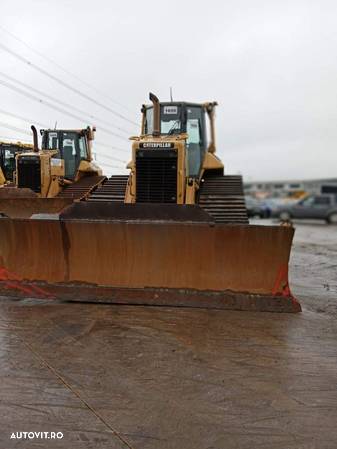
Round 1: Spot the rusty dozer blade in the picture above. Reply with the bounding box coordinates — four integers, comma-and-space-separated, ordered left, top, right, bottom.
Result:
0, 187, 37, 198
0, 197, 73, 218
0, 203, 301, 312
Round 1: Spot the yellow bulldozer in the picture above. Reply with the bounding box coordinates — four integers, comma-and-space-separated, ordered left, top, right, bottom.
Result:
0, 93, 300, 312
88, 94, 248, 223
0, 140, 33, 186
0, 126, 104, 217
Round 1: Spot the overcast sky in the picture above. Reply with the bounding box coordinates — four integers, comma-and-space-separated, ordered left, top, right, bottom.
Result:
1, 0, 337, 181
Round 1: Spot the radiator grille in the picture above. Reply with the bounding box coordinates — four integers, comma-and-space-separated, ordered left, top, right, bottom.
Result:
17, 156, 41, 193
136, 149, 177, 203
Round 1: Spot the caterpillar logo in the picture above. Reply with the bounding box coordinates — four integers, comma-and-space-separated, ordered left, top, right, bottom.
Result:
140, 142, 174, 149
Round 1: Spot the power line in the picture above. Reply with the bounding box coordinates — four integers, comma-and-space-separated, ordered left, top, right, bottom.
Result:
0, 78, 128, 140
0, 24, 137, 117
100, 161, 126, 170
0, 114, 127, 164
0, 121, 32, 136
0, 109, 129, 150
0, 42, 138, 127
0, 135, 31, 143
95, 140, 129, 154
0, 109, 130, 162
0, 71, 133, 135
0, 107, 48, 129
96, 153, 127, 164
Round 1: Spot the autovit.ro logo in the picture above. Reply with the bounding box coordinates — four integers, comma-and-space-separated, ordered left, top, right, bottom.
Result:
10, 431, 63, 440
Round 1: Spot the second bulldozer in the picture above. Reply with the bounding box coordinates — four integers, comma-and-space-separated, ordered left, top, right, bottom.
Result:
0, 126, 104, 218
0, 140, 32, 186
0, 93, 301, 312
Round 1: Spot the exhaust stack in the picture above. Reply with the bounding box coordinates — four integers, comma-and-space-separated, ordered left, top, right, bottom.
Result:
31, 125, 39, 152
149, 92, 160, 137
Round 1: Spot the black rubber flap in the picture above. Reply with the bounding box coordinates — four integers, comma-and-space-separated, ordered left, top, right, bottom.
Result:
60, 202, 214, 223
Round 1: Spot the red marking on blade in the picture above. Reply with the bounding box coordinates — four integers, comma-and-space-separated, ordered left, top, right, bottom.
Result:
272, 265, 293, 299
0, 266, 55, 299
28, 284, 55, 299
4, 281, 39, 296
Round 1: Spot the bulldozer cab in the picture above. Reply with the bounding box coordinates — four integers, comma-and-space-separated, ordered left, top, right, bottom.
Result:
41, 129, 91, 180
0, 143, 16, 182
123, 94, 222, 206
2, 125, 101, 200
143, 102, 208, 178
0, 142, 32, 183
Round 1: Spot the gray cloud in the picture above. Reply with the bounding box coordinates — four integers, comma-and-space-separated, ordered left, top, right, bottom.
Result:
1, 0, 336, 180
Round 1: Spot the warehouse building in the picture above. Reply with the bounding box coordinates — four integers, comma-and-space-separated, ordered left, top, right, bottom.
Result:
244, 178, 337, 198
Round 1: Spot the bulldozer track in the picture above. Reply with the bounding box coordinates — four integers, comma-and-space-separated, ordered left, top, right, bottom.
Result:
86, 175, 248, 225
86, 175, 128, 202
57, 176, 106, 200
198, 175, 249, 224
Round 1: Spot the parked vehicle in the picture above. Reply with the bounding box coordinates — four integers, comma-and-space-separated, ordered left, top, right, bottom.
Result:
273, 194, 337, 224
245, 197, 270, 218
260, 198, 289, 217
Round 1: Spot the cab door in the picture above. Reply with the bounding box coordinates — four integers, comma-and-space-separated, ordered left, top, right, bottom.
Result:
186, 106, 206, 177
60, 132, 81, 180
292, 195, 332, 219
310, 195, 332, 218
291, 196, 315, 218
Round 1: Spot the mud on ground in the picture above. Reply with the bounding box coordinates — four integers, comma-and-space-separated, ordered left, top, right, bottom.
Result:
0, 220, 336, 449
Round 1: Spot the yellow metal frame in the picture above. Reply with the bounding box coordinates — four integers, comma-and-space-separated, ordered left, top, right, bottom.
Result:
0, 141, 33, 185
125, 100, 224, 205
14, 127, 102, 198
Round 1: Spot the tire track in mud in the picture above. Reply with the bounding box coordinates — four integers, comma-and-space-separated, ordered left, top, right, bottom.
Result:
8, 324, 135, 449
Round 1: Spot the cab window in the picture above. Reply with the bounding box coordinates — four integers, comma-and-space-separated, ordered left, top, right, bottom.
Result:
1, 147, 16, 181
313, 196, 331, 205
186, 118, 201, 176
79, 135, 88, 159
160, 105, 181, 135
186, 106, 206, 177
47, 132, 60, 157
301, 196, 314, 206
144, 105, 182, 135
301, 195, 331, 206
62, 132, 78, 179
144, 107, 153, 134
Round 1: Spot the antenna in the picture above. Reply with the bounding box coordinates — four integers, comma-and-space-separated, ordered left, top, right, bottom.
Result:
54, 121, 57, 130
170, 86, 173, 102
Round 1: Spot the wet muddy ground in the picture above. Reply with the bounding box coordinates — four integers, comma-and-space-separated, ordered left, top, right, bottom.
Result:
0, 220, 336, 448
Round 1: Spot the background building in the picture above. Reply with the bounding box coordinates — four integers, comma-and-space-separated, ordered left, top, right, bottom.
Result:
244, 178, 337, 199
